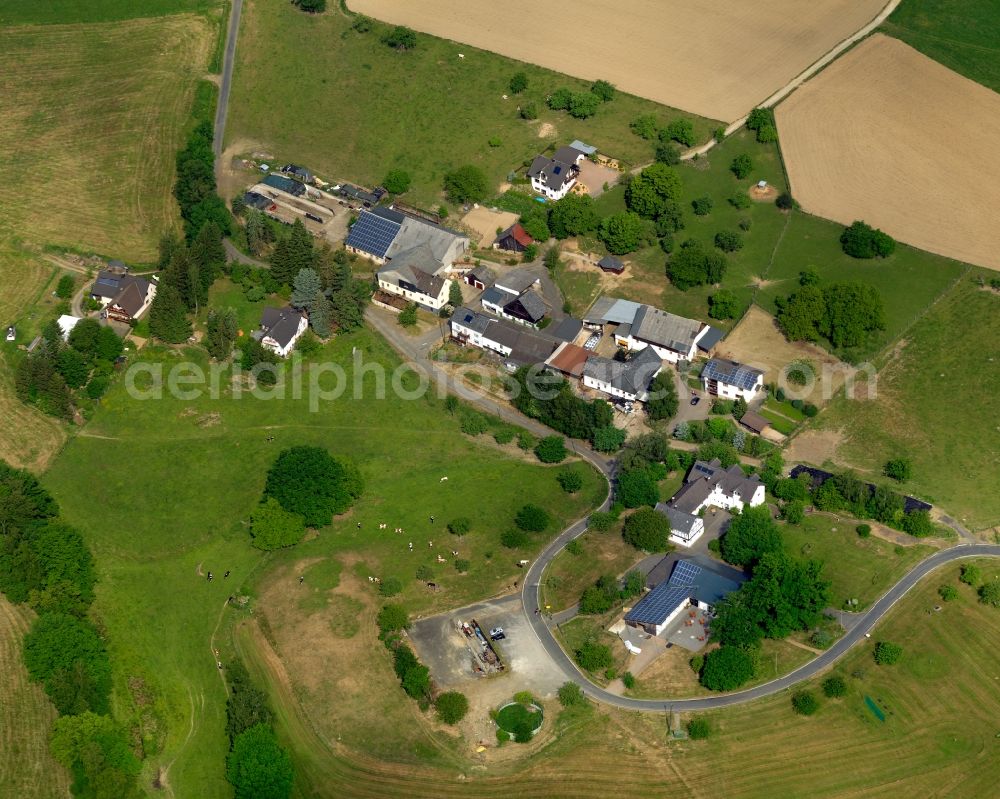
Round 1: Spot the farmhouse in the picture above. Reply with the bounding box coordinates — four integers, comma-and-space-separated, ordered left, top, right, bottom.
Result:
481, 269, 547, 326
494, 222, 534, 253
527, 144, 587, 200
91, 271, 156, 322
243, 190, 273, 211
376, 244, 451, 311
450, 306, 558, 368
701, 357, 764, 401
583, 295, 716, 363
667, 458, 766, 515
259, 306, 308, 358
625, 559, 740, 637
581, 346, 662, 402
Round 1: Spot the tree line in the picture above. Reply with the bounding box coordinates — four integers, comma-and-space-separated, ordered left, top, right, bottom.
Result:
0, 461, 142, 797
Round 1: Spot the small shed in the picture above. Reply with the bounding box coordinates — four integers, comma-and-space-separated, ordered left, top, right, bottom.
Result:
597, 255, 625, 274
464, 264, 496, 291
495, 223, 534, 253
738, 410, 772, 435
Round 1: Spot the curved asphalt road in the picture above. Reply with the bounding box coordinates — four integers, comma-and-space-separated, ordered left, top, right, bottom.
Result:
523, 516, 1000, 710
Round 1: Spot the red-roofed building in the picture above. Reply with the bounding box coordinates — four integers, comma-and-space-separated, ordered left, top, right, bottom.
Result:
494, 223, 535, 253
544, 341, 591, 378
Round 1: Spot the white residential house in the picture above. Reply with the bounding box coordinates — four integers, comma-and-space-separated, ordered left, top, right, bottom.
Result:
376, 245, 452, 311
259, 307, 308, 358
480, 269, 546, 327
701, 358, 764, 402
527, 145, 586, 200
655, 503, 706, 548
581, 346, 662, 402
449, 306, 558, 367
665, 459, 766, 517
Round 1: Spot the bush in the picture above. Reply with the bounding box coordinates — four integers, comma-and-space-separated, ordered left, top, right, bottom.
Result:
382, 25, 417, 50
791, 690, 819, 715
558, 469, 584, 493
655, 142, 681, 165
448, 517, 471, 536
802, 403, 818, 417
379, 577, 403, 597
709, 290, 740, 320
691, 195, 714, 216
558, 681, 585, 707
263, 446, 362, 527
443, 165, 489, 203
249, 498, 307, 550
687, 717, 711, 739
700, 645, 754, 691
591, 79, 616, 101
978, 581, 1000, 608
500, 529, 529, 549
415, 565, 434, 581
884, 457, 912, 482
622, 671, 635, 689
454, 558, 470, 572
729, 191, 752, 209
519, 102, 538, 120
663, 118, 696, 147
689, 654, 704, 674
873, 641, 902, 665
294, 0, 326, 9
377, 604, 409, 635
575, 639, 614, 671
730, 154, 752, 179
960, 564, 981, 586
822, 676, 847, 698
714, 230, 743, 252
382, 169, 411, 194
856, 524, 871, 538
435, 691, 469, 724
588, 511, 616, 532
509, 72, 528, 94
630, 114, 660, 140
460, 412, 489, 436
517, 430, 536, 450
515, 504, 550, 532
226, 724, 294, 799
566, 539, 583, 556
622, 508, 670, 552
938, 584, 958, 602
840, 220, 896, 259
534, 435, 567, 463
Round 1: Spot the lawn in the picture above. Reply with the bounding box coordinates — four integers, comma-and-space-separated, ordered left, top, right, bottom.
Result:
0, 15, 213, 262
541, 529, 645, 612
756, 210, 970, 359
0, 0, 220, 24
42, 326, 605, 797
781, 515, 936, 609
227, 0, 716, 211
555, 614, 629, 685
882, 0, 1000, 93
0, 599, 71, 798
814, 276, 1000, 530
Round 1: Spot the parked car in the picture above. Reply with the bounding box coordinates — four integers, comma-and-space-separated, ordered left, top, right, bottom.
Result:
489, 627, 504, 638
491, 632, 506, 641
690, 396, 701, 406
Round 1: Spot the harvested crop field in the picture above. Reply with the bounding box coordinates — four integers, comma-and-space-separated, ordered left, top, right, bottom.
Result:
348, 0, 886, 122
777, 34, 1000, 271
0, 15, 212, 262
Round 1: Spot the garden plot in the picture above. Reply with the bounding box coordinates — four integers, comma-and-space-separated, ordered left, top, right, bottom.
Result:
777, 35, 1000, 271
348, 0, 886, 122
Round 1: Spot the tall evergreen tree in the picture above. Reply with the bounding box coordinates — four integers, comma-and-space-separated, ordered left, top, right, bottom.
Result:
191, 221, 226, 297
206, 308, 238, 360
326, 250, 352, 294
291, 268, 321, 311
149, 284, 193, 343
329, 288, 363, 332
310, 291, 333, 338
245, 210, 268, 256
271, 220, 313, 287
163, 247, 197, 310
158, 232, 183, 270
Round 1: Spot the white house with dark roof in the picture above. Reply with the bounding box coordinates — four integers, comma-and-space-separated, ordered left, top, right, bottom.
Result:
655, 503, 706, 547
701, 357, 764, 401
449, 306, 558, 367
582, 346, 662, 402
91, 270, 156, 323
259, 306, 307, 358
667, 458, 766, 516
376, 243, 452, 311
481, 269, 547, 327
527, 144, 586, 200
583, 295, 716, 363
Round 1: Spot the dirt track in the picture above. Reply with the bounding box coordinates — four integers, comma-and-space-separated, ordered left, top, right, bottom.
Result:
777, 35, 1000, 271
349, 0, 885, 122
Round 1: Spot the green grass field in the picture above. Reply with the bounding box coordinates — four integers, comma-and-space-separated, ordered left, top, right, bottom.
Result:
0, 0, 220, 25
883, 0, 1000, 93
782, 515, 936, 609
42, 327, 605, 797
227, 0, 716, 210
542, 529, 644, 612
814, 276, 1000, 530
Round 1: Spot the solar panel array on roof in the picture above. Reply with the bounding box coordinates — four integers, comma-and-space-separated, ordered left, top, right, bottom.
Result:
625, 583, 690, 625
692, 462, 715, 479
96, 277, 118, 287
670, 560, 702, 587
345, 211, 402, 259
702, 358, 763, 391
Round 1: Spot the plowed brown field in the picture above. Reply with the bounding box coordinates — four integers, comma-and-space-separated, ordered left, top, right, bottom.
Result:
777, 34, 1000, 271
348, 0, 886, 122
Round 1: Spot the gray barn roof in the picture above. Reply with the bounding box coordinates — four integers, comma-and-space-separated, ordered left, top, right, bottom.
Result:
550, 316, 583, 342
584, 295, 643, 325
260, 306, 304, 348
631, 305, 704, 353
262, 173, 306, 197
583, 346, 661, 397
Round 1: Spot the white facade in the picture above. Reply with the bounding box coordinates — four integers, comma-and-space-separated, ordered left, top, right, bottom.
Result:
704, 373, 763, 402
582, 373, 641, 402
651, 599, 690, 637
449, 318, 510, 358
377, 277, 450, 311
621, 328, 709, 364
692, 482, 765, 514
530, 174, 575, 201
262, 315, 308, 358
670, 517, 705, 548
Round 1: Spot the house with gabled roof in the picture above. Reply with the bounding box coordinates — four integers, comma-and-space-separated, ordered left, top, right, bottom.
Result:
91, 270, 156, 323
625, 558, 740, 636
481, 269, 547, 327
449, 306, 559, 368
527, 144, 587, 200
667, 458, 766, 516
376, 243, 451, 311
494, 223, 534, 253
582, 346, 662, 402
259, 306, 308, 358
702, 357, 764, 401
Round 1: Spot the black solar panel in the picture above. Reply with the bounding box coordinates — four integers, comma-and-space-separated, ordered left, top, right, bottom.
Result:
346, 212, 401, 259
693, 463, 714, 478
626, 583, 690, 624
703, 359, 761, 392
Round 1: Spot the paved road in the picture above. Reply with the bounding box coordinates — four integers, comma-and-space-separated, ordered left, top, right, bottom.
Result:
223, 238, 268, 268
213, 0, 244, 158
